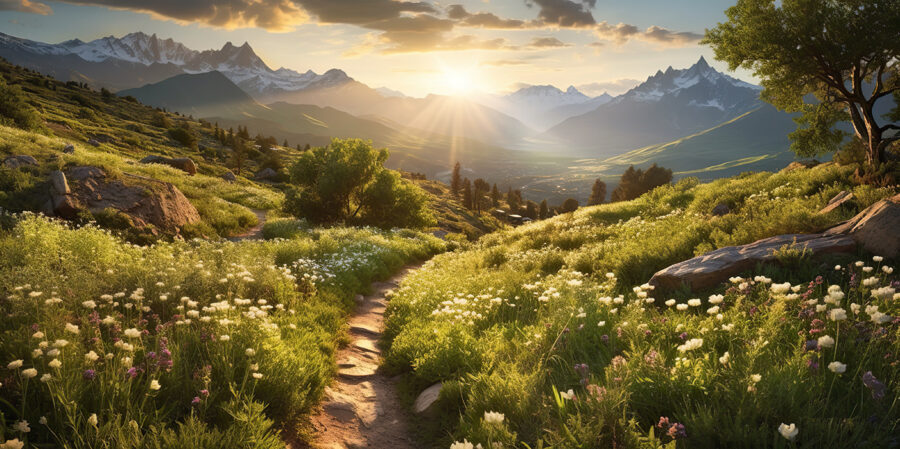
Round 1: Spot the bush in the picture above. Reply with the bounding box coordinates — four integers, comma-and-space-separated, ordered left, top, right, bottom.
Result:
151, 111, 173, 128
284, 138, 434, 229
0, 77, 42, 130
168, 125, 197, 149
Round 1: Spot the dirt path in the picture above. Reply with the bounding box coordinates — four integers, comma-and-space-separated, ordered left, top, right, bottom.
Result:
229, 208, 267, 241
300, 265, 421, 449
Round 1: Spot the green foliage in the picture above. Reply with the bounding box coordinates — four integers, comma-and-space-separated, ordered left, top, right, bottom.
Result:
611, 164, 673, 202
0, 76, 42, 131
382, 163, 898, 448
285, 138, 433, 229
151, 111, 173, 129
559, 198, 579, 213
704, 0, 900, 165
168, 124, 198, 149
0, 214, 446, 448
589, 179, 607, 206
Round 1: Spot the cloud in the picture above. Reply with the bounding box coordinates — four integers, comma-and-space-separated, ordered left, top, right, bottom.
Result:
482, 59, 530, 67
446, 4, 527, 29
380, 33, 508, 54
0, 0, 52, 15
527, 36, 570, 48
594, 21, 702, 47
525, 0, 596, 27
576, 79, 641, 95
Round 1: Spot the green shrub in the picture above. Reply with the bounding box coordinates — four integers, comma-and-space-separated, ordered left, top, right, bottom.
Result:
0, 77, 42, 130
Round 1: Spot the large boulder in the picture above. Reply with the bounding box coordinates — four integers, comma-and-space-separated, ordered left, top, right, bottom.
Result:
49, 170, 69, 195
818, 191, 855, 215
139, 155, 197, 175
254, 168, 277, 180
221, 170, 237, 182
87, 139, 100, 147
824, 193, 900, 258
3, 155, 38, 169
59, 166, 201, 233
649, 233, 856, 291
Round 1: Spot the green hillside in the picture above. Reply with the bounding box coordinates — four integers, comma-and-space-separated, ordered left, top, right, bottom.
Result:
119, 71, 263, 119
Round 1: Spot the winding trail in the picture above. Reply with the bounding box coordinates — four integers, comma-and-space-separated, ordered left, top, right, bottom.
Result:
229, 208, 267, 241
301, 265, 421, 449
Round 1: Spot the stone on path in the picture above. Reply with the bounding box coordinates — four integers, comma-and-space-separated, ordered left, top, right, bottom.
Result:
413, 382, 443, 414
353, 339, 381, 354
349, 323, 381, 337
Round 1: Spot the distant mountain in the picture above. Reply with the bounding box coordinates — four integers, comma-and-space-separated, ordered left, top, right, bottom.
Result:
119, 71, 263, 119
0, 31, 353, 96
543, 57, 764, 156
483, 85, 612, 131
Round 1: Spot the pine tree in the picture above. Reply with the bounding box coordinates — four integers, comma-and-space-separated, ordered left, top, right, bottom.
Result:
462, 178, 473, 210
491, 183, 500, 207
450, 162, 462, 197
588, 179, 607, 206
539, 200, 549, 219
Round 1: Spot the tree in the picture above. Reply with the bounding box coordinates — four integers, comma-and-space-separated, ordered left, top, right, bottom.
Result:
610, 164, 673, 202
151, 110, 172, 129
507, 187, 521, 212
539, 200, 549, 219
229, 138, 249, 175
168, 124, 197, 149
284, 138, 432, 228
560, 198, 579, 213
704, 0, 900, 167
524, 200, 538, 219
588, 179, 607, 206
461, 178, 474, 210
450, 162, 462, 197
473, 178, 490, 213
491, 184, 501, 207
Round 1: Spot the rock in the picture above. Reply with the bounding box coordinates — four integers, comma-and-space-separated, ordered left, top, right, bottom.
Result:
337, 359, 379, 379
254, 168, 277, 180
62, 166, 201, 233
221, 171, 237, 182
782, 159, 820, 172
49, 170, 69, 195
711, 203, 730, 216
352, 339, 381, 354
431, 229, 450, 239
139, 155, 197, 175
413, 382, 443, 414
2, 155, 38, 169
818, 191, 855, 215
649, 233, 856, 291
51, 194, 80, 219
824, 193, 900, 258
349, 323, 381, 337
87, 139, 100, 147
63, 143, 75, 154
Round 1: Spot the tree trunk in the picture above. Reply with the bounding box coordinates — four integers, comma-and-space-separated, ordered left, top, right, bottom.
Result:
853, 101, 886, 167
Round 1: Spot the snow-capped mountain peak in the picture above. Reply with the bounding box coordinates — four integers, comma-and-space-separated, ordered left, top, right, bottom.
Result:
616, 56, 761, 107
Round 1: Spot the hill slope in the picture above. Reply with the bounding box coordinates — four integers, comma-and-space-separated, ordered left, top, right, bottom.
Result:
120, 71, 264, 118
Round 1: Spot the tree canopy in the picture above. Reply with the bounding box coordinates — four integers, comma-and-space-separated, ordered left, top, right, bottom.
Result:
284, 138, 433, 228
610, 164, 673, 202
704, 0, 900, 166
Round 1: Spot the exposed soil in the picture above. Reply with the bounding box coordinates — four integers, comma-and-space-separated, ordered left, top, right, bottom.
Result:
294, 265, 422, 449
229, 208, 267, 241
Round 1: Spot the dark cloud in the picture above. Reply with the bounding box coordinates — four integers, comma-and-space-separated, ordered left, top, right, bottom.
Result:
526, 0, 596, 27
445, 4, 527, 29
594, 21, 701, 47
528, 37, 570, 48
0, 0, 52, 14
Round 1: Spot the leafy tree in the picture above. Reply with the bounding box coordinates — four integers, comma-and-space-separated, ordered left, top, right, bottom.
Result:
450, 162, 462, 197
704, 0, 900, 167
0, 77, 41, 131
539, 199, 549, 219
610, 164, 673, 202
473, 178, 490, 213
560, 198, 579, 213
284, 138, 432, 228
588, 179, 607, 206
228, 138, 249, 175
507, 187, 521, 212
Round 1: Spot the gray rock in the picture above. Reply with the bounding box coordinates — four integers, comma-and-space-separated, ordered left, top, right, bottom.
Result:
649, 233, 856, 291
711, 203, 730, 216
139, 155, 197, 175
87, 139, 100, 147
63, 143, 75, 154
49, 170, 69, 195
254, 168, 277, 180
782, 159, 820, 172
67, 166, 106, 181
2, 155, 38, 169
51, 193, 80, 219
413, 382, 443, 414
221, 170, 237, 182
824, 193, 900, 258
818, 191, 854, 215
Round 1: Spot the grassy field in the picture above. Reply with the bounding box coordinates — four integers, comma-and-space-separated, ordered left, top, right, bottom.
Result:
382, 163, 898, 448
0, 213, 446, 448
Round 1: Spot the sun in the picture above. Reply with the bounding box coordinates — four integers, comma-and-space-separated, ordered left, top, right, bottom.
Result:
440, 66, 479, 96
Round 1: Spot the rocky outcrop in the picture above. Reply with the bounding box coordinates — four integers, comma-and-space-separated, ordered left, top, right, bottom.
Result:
139, 155, 197, 175
818, 191, 855, 215
649, 193, 900, 291
254, 168, 277, 180
51, 166, 201, 233
649, 234, 856, 291
824, 193, 900, 258
221, 170, 237, 182
712, 203, 730, 216
782, 159, 819, 172
3, 155, 38, 169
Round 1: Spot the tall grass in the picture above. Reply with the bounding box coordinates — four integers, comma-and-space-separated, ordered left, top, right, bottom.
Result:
383, 164, 898, 448
0, 213, 445, 448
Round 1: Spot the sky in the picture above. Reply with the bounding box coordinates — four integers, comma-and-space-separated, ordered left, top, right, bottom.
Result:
0, 0, 757, 97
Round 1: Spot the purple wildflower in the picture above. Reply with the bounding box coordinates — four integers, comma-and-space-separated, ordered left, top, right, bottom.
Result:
862, 371, 886, 400
83, 369, 96, 380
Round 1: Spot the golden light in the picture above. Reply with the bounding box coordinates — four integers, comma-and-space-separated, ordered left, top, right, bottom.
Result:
440, 66, 479, 96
